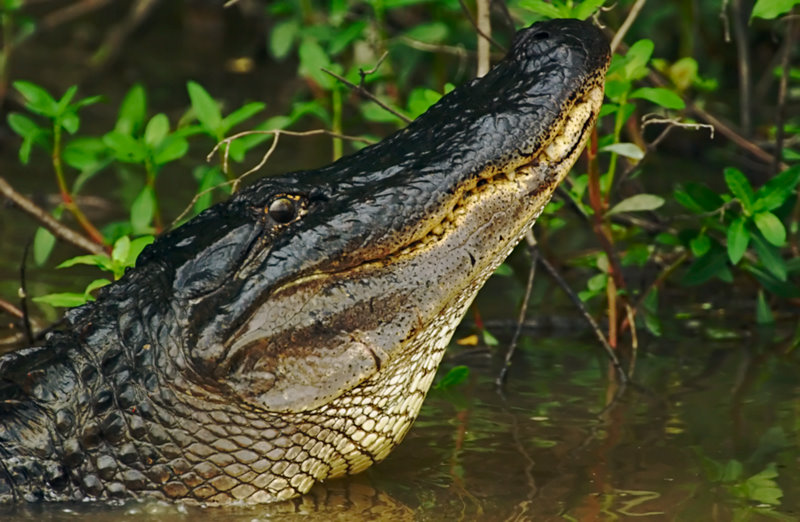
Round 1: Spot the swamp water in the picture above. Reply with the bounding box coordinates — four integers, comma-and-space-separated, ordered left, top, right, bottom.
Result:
0, 330, 797, 521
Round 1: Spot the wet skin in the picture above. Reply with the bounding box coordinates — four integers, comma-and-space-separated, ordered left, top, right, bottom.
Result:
0, 19, 609, 504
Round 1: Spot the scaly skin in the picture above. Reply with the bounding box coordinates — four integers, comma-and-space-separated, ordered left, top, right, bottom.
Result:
0, 19, 609, 504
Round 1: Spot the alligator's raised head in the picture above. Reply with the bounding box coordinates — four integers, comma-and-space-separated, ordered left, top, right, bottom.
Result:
0, 19, 609, 504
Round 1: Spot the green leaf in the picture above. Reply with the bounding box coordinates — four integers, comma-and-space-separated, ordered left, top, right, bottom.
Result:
403, 22, 449, 44
751, 0, 800, 20
63, 137, 109, 172
682, 247, 729, 286
494, 263, 514, 277
56, 85, 78, 114
144, 113, 169, 148
754, 211, 786, 246
600, 142, 645, 160
60, 111, 80, 134
269, 19, 299, 60
7, 112, 40, 138
33, 292, 89, 308
14, 80, 58, 117
298, 38, 334, 89
193, 165, 225, 214
434, 365, 470, 390
187, 81, 223, 136
116, 84, 147, 135
574, 0, 606, 20
407, 88, 442, 119
630, 87, 685, 109
220, 102, 266, 134
721, 459, 743, 482
745, 265, 800, 298
73, 94, 103, 110
33, 226, 56, 266
587, 273, 608, 292
328, 21, 367, 55
130, 186, 156, 234
111, 235, 131, 265
752, 233, 787, 281
153, 134, 189, 165
83, 278, 111, 299
726, 217, 749, 264
103, 130, 146, 163
127, 236, 155, 266
724, 167, 755, 215
623, 39, 654, 81
482, 329, 499, 346
606, 194, 664, 215
744, 463, 783, 505
753, 164, 800, 212
690, 234, 711, 257
518, 0, 566, 18
756, 290, 774, 325
57, 254, 114, 272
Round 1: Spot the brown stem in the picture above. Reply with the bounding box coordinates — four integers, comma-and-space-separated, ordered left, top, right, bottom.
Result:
772, 13, 796, 174
0, 177, 105, 255
730, 0, 753, 136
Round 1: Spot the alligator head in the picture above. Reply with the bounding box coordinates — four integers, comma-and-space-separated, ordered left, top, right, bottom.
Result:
0, 19, 609, 503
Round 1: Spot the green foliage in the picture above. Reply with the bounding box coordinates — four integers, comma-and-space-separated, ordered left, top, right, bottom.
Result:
675, 165, 800, 295
34, 235, 154, 307
434, 365, 471, 390
750, 0, 800, 20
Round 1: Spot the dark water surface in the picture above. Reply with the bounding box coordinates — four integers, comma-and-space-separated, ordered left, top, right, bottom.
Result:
1, 332, 798, 521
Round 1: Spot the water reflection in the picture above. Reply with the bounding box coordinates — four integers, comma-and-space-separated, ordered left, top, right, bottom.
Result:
0, 331, 797, 520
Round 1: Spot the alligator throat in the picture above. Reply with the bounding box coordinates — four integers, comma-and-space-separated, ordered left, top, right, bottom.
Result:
0, 19, 610, 504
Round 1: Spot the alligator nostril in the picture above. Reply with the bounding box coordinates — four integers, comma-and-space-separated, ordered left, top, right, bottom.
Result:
533, 31, 549, 40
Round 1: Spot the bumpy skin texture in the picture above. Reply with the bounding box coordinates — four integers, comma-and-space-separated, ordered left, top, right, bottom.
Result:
0, 19, 609, 504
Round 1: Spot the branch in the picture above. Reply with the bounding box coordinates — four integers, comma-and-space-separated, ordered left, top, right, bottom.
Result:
610, 0, 648, 53
321, 67, 412, 124
538, 255, 629, 384
171, 129, 375, 228
0, 177, 105, 255
496, 231, 538, 388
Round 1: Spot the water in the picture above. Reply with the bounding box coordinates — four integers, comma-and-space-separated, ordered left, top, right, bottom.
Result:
0, 331, 797, 521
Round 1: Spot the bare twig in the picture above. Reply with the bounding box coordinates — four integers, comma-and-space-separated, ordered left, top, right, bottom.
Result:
0, 177, 105, 255
171, 129, 375, 227
0, 298, 23, 319
90, 0, 160, 68
496, 231, 538, 388
610, 0, 648, 53
321, 67, 412, 124
40, 0, 113, 30
457, 0, 506, 53
398, 36, 473, 58
538, 255, 629, 384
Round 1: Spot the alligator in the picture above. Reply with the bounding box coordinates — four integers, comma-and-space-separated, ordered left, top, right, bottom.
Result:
0, 19, 609, 504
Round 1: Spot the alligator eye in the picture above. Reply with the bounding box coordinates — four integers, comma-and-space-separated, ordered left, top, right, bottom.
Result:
268, 197, 296, 223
